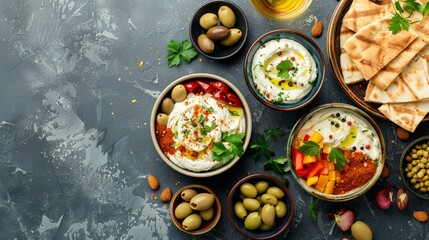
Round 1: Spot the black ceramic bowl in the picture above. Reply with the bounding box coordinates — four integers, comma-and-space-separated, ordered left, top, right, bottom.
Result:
226, 174, 294, 239
190, 1, 248, 60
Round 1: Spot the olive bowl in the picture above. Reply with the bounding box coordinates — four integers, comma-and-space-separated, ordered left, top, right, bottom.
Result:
226, 174, 294, 239
170, 184, 221, 235
243, 29, 326, 111
399, 135, 429, 200
287, 103, 386, 202
150, 73, 252, 178
189, 0, 248, 60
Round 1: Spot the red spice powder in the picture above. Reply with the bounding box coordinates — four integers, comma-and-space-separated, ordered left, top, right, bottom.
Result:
155, 124, 176, 155
334, 152, 377, 195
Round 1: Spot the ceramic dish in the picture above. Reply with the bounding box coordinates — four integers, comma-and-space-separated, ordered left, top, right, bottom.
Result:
287, 103, 386, 202
243, 29, 325, 111
326, 0, 429, 122
150, 73, 252, 178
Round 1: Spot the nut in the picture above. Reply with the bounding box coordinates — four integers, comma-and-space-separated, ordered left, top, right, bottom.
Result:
311, 21, 323, 38
380, 164, 390, 180
413, 211, 429, 222
160, 187, 172, 203
396, 127, 410, 141
148, 175, 160, 190
396, 188, 408, 210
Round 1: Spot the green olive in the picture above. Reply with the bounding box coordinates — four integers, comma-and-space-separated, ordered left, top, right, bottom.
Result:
161, 97, 174, 115
181, 189, 198, 202
255, 181, 269, 194
261, 193, 277, 205
259, 222, 274, 231
243, 198, 261, 211
240, 183, 258, 198
199, 13, 218, 30
171, 84, 187, 102
220, 28, 242, 47
190, 193, 214, 211
244, 212, 262, 230
197, 34, 215, 54
275, 200, 287, 218
261, 204, 276, 226
267, 186, 285, 199
199, 207, 214, 221
174, 202, 193, 220
351, 221, 373, 240
234, 202, 248, 219
156, 113, 168, 126
218, 5, 236, 28
182, 213, 202, 231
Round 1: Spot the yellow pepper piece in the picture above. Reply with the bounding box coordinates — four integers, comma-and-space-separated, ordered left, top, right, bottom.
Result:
328, 170, 336, 181
309, 131, 323, 143
315, 184, 325, 193
335, 170, 341, 183
316, 175, 329, 189
323, 145, 332, 154
328, 162, 335, 171
324, 181, 335, 194
306, 176, 319, 187
303, 155, 317, 164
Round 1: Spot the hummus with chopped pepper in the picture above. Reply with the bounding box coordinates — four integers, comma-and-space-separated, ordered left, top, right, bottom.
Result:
251, 38, 317, 104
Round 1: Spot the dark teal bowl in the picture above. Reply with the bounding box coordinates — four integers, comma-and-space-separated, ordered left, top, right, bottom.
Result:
226, 174, 294, 239
243, 29, 326, 111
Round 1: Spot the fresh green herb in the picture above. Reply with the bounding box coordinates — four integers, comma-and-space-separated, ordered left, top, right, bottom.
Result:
212, 133, 245, 163
207, 107, 214, 113
167, 39, 198, 67
389, 0, 429, 34
282, 178, 289, 187
276, 59, 294, 79
250, 134, 275, 159
264, 128, 285, 141
328, 147, 346, 170
298, 141, 321, 161
204, 123, 216, 132
197, 115, 206, 124
309, 198, 319, 222
229, 110, 240, 116
263, 156, 288, 175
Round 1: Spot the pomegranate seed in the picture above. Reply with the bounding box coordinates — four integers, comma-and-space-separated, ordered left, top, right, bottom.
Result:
347, 121, 352, 126
366, 144, 370, 149
358, 83, 363, 89
277, 52, 282, 56
291, 56, 295, 61
329, 135, 333, 139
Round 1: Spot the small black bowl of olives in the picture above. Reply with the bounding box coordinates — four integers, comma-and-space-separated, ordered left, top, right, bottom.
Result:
189, 0, 248, 60
226, 174, 294, 239
400, 135, 429, 200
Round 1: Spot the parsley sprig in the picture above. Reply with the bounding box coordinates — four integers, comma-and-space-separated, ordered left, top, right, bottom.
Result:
211, 133, 245, 164
276, 59, 295, 79
389, 0, 429, 34
309, 198, 319, 222
328, 148, 346, 171
167, 39, 198, 67
298, 141, 346, 170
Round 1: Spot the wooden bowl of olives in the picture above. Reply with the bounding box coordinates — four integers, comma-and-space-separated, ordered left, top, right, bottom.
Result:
169, 184, 221, 235
400, 135, 429, 200
189, 0, 248, 59
226, 174, 294, 239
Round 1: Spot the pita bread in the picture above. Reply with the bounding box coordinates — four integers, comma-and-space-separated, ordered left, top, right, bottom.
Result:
379, 101, 429, 132
402, 58, 429, 100
340, 25, 364, 84
369, 37, 427, 90
342, 0, 390, 32
343, 18, 418, 80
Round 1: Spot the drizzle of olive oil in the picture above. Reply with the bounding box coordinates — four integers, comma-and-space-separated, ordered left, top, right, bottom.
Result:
340, 126, 357, 148
250, 0, 313, 21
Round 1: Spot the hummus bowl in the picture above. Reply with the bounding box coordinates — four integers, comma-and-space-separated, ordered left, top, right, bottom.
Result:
150, 73, 252, 178
287, 103, 386, 201
244, 29, 325, 111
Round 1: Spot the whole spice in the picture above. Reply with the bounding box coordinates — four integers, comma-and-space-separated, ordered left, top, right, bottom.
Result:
396, 127, 410, 141
148, 175, 160, 190
311, 21, 323, 38
413, 211, 429, 222
334, 209, 355, 231
160, 187, 172, 203
396, 188, 408, 210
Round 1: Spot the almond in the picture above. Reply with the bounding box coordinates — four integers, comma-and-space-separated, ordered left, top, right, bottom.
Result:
311, 21, 323, 38
148, 175, 159, 190
160, 187, 172, 203
396, 127, 410, 141
413, 211, 428, 222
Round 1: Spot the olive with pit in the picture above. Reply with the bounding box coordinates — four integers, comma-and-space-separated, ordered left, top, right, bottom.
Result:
207, 26, 231, 41
243, 198, 261, 211
190, 193, 214, 211
200, 207, 215, 221
171, 84, 187, 102
197, 34, 215, 54
161, 97, 174, 114
244, 212, 262, 230
240, 183, 258, 198
220, 28, 242, 47
267, 186, 285, 199
234, 202, 248, 219
218, 5, 236, 28
275, 200, 287, 218
182, 213, 202, 231
181, 189, 198, 202
156, 113, 168, 126
261, 204, 276, 226
174, 202, 193, 220
255, 181, 269, 194
199, 13, 218, 30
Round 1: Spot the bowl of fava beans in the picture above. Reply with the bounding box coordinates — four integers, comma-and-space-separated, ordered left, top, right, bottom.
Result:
400, 135, 429, 200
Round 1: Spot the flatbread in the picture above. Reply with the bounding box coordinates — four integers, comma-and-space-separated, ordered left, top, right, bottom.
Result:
369, 37, 427, 90
340, 25, 364, 84
342, 0, 389, 32
402, 57, 429, 100
343, 18, 418, 80
379, 101, 429, 132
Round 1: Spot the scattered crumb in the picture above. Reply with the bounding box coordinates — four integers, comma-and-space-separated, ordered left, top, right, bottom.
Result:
118, 77, 122, 82
175, 181, 180, 186
111, 112, 115, 115
199, 58, 203, 62
151, 193, 158, 200
138, 61, 144, 70
131, 99, 137, 104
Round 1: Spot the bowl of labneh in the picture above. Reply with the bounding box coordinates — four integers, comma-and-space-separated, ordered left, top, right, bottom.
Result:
150, 73, 252, 178
287, 103, 386, 201
243, 29, 326, 111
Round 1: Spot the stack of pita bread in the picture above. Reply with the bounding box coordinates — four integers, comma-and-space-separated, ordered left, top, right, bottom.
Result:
340, 0, 429, 132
